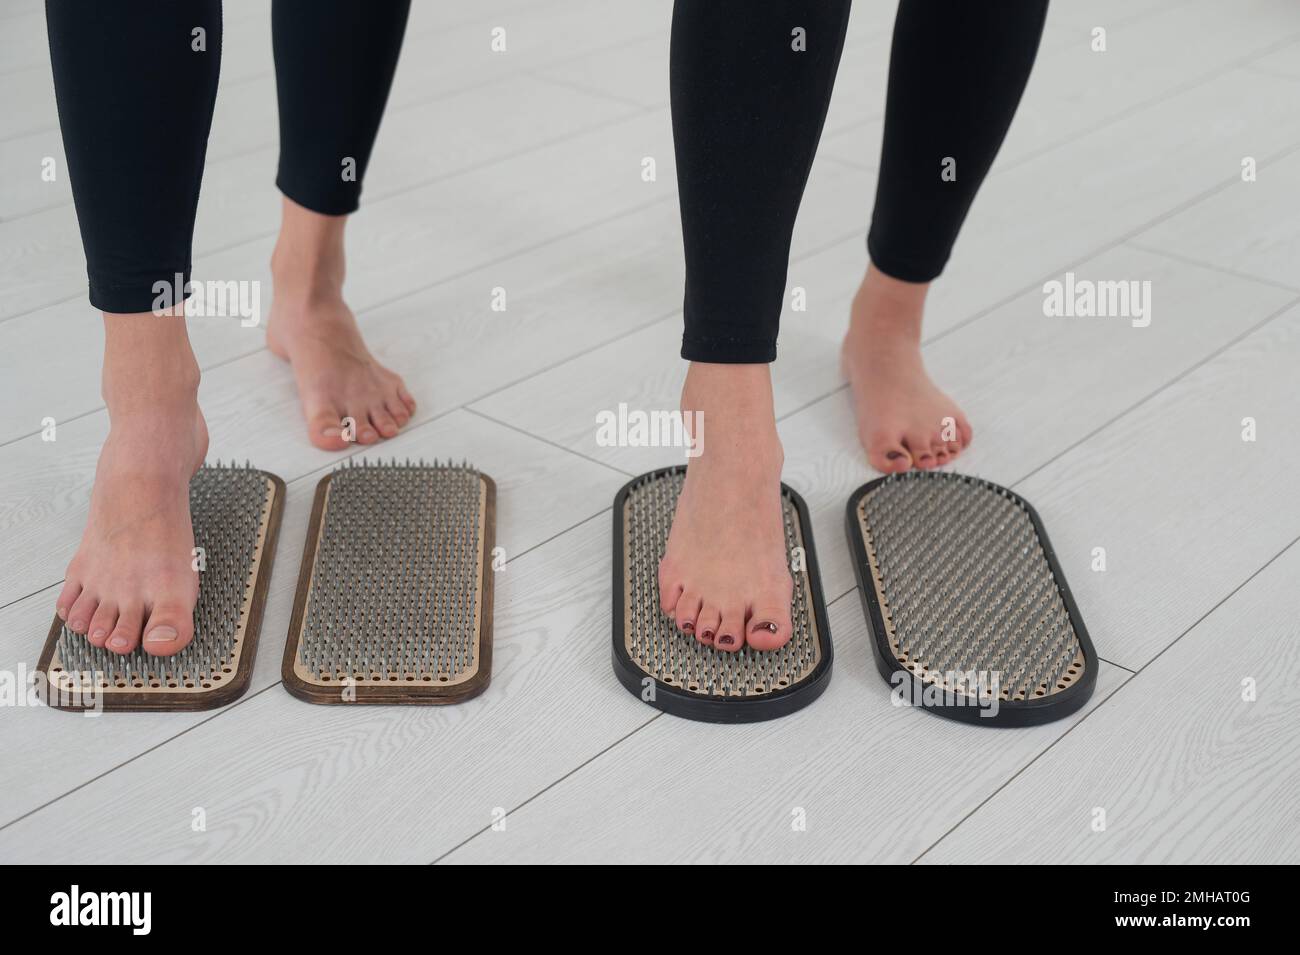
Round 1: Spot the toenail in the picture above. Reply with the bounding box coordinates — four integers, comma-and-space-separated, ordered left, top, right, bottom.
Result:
718, 634, 735, 647
886, 451, 904, 460
144, 626, 178, 645
700, 630, 714, 641
91, 629, 106, 640
70, 620, 85, 631
322, 426, 341, 439
681, 621, 694, 632
107, 635, 130, 651
751, 621, 778, 635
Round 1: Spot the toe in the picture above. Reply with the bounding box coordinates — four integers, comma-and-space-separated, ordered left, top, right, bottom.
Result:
397, 383, 417, 415
870, 444, 912, 474
904, 432, 937, 470
957, 416, 974, 447
369, 405, 400, 440
66, 590, 99, 634
305, 399, 349, 451
55, 579, 82, 623
674, 590, 702, 635
352, 410, 379, 445
696, 604, 720, 646
715, 604, 746, 652
747, 577, 794, 651
107, 603, 143, 655
141, 602, 195, 657
87, 601, 119, 648
658, 564, 684, 616
385, 394, 411, 427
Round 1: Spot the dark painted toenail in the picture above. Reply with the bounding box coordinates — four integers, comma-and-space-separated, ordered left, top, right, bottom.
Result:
751, 621, 778, 634
700, 630, 714, 641
718, 634, 735, 646
681, 621, 694, 632
886, 451, 903, 459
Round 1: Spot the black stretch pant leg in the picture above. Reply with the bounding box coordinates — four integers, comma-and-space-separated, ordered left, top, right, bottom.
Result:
671, 0, 1046, 363
46, 0, 222, 314
867, 0, 1048, 282
671, 0, 851, 364
272, 0, 411, 216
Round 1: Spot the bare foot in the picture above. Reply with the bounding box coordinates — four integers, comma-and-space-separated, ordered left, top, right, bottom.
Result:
842, 266, 972, 472
658, 363, 794, 653
56, 314, 208, 657
266, 197, 416, 451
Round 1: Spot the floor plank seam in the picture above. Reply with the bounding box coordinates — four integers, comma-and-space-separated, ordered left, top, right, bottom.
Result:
909, 530, 1300, 864
429, 711, 665, 864
462, 406, 636, 478
1124, 241, 1300, 295
0, 505, 617, 833
997, 28, 1300, 178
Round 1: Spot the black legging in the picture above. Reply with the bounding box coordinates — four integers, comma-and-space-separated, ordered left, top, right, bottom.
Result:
46, 0, 410, 315
671, 0, 1048, 364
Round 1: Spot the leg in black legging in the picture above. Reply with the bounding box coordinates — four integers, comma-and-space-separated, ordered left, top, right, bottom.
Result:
846, 0, 1045, 472
47, 0, 222, 314
266, 0, 418, 453
272, 0, 411, 216
867, 0, 1049, 281
661, 0, 1045, 654
672, 0, 851, 364
45, 0, 414, 661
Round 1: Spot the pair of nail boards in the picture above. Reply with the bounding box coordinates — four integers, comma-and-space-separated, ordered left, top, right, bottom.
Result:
37, 460, 495, 713
612, 467, 1096, 727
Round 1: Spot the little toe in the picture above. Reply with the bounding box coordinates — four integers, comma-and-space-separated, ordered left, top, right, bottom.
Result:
658, 568, 683, 617
141, 602, 195, 657
397, 384, 417, 415
107, 604, 143, 655
674, 591, 702, 635
66, 591, 99, 634
715, 605, 746, 652
55, 579, 82, 623
87, 601, 119, 648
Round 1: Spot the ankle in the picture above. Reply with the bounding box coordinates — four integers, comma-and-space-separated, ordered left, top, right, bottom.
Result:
271, 197, 346, 301
100, 314, 201, 412
850, 265, 928, 345
681, 362, 783, 469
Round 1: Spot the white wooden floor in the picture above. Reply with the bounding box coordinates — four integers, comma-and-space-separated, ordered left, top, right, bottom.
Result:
1, 0, 1298, 865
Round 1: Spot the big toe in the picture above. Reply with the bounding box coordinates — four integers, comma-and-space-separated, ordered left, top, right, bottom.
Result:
141, 602, 195, 657
866, 430, 912, 474
304, 398, 350, 451
747, 602, 793, 651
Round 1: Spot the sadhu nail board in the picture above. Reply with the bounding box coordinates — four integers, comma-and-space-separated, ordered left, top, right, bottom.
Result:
846, 470, 1097, 727
283, 459, 495, 705
612, 466, 833, 723
37, 463, 285, 713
